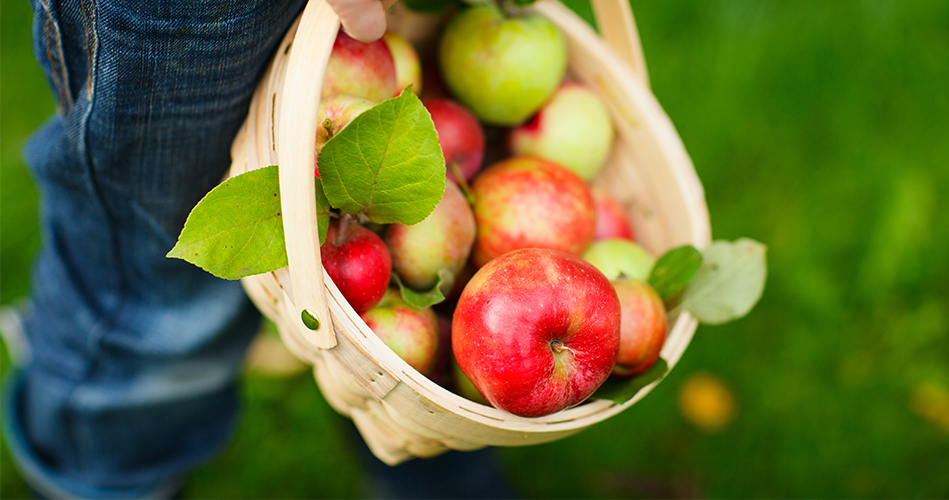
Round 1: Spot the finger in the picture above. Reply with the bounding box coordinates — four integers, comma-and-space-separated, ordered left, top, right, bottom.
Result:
327, 0, 388, 43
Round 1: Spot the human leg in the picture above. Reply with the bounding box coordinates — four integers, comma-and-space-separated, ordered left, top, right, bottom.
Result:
3, 0, 306, 496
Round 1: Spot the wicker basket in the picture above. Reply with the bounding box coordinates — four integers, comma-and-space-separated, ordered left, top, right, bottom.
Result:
229, 0, 711, 465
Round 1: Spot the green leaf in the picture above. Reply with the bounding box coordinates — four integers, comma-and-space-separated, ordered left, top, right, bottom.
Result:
648, 245, 703, 301
314, 176, 331, 246
678, 238, 768, 325
592, 358, 669, 404
167, 165, 287, 280
318, 87, 446, 225
392, 269, 452, 309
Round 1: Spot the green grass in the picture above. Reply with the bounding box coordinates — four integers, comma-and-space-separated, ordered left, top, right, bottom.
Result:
3, 0, 949, 498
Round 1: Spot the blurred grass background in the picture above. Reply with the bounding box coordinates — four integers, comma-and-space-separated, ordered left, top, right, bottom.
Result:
3, 0, 949, 498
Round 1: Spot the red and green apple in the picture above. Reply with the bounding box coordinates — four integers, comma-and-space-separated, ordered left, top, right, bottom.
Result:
509, 82, 615, 181
452, 248, 621, 417
470, 155, 595, 267
360, 289, 439, 375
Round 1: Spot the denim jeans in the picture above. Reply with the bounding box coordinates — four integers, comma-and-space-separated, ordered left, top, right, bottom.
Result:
3, 0, 306, 497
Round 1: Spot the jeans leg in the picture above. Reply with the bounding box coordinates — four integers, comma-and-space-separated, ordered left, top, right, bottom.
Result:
4, 0, 306, 496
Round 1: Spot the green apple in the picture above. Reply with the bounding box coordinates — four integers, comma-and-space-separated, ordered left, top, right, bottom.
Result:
510, 82, 615, 181
582, 238, 656, 282
437, 4, 567, 126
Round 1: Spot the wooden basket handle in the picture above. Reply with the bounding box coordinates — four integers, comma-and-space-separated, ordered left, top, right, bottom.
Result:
278, 0, 340, 349
277, 0, 399, 350
590, 0, 650, 88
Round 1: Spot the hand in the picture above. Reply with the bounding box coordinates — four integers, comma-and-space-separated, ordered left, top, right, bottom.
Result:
326, 0, 388, 43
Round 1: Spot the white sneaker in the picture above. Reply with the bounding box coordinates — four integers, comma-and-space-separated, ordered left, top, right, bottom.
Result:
0, 300, 33, 366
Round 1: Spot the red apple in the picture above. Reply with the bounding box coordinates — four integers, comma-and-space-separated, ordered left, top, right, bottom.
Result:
322, 31, 397, 102
360, 289, 439, 375
321, 217, 392, 313
452, 248, 621, 417
470, 156, 596, 268
591, 186, 635, 241
509, 82, 615, 181
382, 31, 422, 95
385, 180, 476, 291
611, 279, 668, 377
423, 98, 485, 183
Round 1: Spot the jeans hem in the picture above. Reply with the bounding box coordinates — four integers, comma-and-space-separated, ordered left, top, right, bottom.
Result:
1, 370, 183, 500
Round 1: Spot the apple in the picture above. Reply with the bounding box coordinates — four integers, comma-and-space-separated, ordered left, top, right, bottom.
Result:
322, 31, 397, 102
423, 98, 485, 183
321, 216, 392, 313
509, 82, 615, 181
382, 31, 423, 95
611, 279, 668, 377
438, 4, 567, 126
385, 180, 476, 291
452, 248, 621, 417
315, 93, 376, 164
360, 289, 439, 375
591, 186, 635, 241
316, 94, 376, 149
470, 156, 596, 268
582, 238, 655, 282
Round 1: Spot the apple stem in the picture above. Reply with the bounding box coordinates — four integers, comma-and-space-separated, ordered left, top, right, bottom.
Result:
336, 212, 353, 246
549, 339, 569, 354
448, 161, 476, 206
322, 118, 335, 139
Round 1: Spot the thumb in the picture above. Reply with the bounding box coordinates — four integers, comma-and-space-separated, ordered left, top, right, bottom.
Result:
326, 0, 388, 43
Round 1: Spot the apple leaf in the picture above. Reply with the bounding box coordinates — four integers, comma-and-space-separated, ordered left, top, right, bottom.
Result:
648, 245, 703, 302
167, 165, 288, 280
313, 176, 332, 246
392, 269, 453, 309
318, 87, 446, 226
591, 358, 669, 404
676, 238, 768, 325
